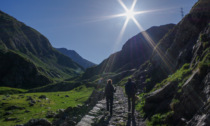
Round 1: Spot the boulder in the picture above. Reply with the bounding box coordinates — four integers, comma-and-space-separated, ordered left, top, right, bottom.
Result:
5, 117, 17, 121
4, 111, 13, 116
46, 111, 56, 118
39, 95, 47, 99
143, 81, 178, 116
26, 96, 33, 101
188, 103, 210, 126
24, 118, 52, 126
65, 95, 69, 97
6, 105, 25, 110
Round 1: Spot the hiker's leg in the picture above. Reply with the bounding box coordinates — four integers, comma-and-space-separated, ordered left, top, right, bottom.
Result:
128, 96, 131, 112
132, 95, 135, 115
106, 97, 109, 111
110, 96, 113, 115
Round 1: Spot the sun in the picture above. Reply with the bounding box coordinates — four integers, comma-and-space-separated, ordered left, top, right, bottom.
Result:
125, 9, 135, 20
118, 0, 137, 21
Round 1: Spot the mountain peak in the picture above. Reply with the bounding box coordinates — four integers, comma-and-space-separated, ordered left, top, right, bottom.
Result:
56, 48, 96, 69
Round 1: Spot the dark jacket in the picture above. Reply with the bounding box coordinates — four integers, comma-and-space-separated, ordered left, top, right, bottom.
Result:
125, 81, 136, 96
105, 84, 115, 97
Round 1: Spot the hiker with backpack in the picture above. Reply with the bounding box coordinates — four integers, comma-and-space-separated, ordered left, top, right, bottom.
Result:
125, 78, 137, 116
105, 79, 116, 116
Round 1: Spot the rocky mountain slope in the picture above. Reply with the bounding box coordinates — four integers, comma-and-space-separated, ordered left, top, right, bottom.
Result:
132, 0, 210, 125
82, 24, 175, 80
133, 0, 210, 90
56, 48, 96, 69
0, 11, 83, 88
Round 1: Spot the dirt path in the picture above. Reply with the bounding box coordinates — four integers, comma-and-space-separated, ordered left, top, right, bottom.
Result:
76, 86, 145, 126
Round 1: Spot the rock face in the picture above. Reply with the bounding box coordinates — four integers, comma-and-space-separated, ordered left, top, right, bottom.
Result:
24, 118, 52, 126
152, 0, 210, 72
133, 0, 210, 89
82, 24, 175, 79
0, 11, 83, 88
137, 0, 210, 125
56, 48, 96, 69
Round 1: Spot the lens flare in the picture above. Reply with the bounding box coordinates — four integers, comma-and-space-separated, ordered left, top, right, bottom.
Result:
102, 0, 174, 73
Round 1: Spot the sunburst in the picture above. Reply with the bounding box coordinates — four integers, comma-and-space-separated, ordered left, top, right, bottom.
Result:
103, 0, 174, 73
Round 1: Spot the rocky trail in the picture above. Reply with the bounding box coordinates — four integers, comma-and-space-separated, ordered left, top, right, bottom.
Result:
76, 86, 145, 126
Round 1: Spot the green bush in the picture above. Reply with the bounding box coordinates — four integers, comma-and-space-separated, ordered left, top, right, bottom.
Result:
202, 42, 210, 49
170, 99, 180, 110
146, 111, 174, 126
135, 93, 146, 117
200, 33, 208, 42
198, 62, 209, 76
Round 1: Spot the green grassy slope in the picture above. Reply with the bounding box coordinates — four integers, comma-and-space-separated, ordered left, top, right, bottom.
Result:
0, 85, 93, 126
0, 10, 84, 88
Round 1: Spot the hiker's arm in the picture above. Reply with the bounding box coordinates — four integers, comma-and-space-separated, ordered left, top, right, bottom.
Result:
111, 85, 115, 93
114, 87, 116, 92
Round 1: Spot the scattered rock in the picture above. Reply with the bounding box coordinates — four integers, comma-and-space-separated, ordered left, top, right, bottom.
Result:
19, 94, 24, 97
4, 112, 13, 116
55, 109, 65, 118
5, 117, 17, 121
1, 102, 8, 106
6, 105, 25, 110
57, 109, 65, 113
46, 111, 56, 118
16, 119, 22, 123
29, 100, 36, 106
24, 118, 52, 126
25, 110, 30, 113
65, 95, 69, 97
26, 96, 33, 101
77, 104, 82, 108
65, 107, 73, 113
39, 95, 47, 99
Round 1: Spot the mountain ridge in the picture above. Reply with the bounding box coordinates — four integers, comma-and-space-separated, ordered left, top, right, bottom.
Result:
56, 48, 96, 69
82, 23, 175, 80
0, 10, 84, 88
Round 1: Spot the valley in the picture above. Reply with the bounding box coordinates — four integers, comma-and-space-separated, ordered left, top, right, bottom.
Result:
0, 0, 210, 125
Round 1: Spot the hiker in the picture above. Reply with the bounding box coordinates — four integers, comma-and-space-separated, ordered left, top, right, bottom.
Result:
105, 79, 116, 116
125, 78, 137, 116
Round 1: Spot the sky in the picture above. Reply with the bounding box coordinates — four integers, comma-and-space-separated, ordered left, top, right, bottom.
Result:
0, 0, 198, 64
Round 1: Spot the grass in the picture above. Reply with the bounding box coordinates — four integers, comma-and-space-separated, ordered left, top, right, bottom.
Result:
135, 93, 146, 117
198, 49, 210, 76
146, 111, 174, 126
0, 87, 28, 95
135, 64, 193, 119
117, 75, 132, 86
170, 99, 180, 110
151, 63, 192, 92
14, 50, 76, 81
0, 85, 94, 126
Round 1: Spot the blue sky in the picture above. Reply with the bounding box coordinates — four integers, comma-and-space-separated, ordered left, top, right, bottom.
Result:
0, 0, 197, 64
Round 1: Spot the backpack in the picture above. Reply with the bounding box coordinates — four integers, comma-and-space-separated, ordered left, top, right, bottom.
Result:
105, 84, 114, 97
125, 82, 136, 96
